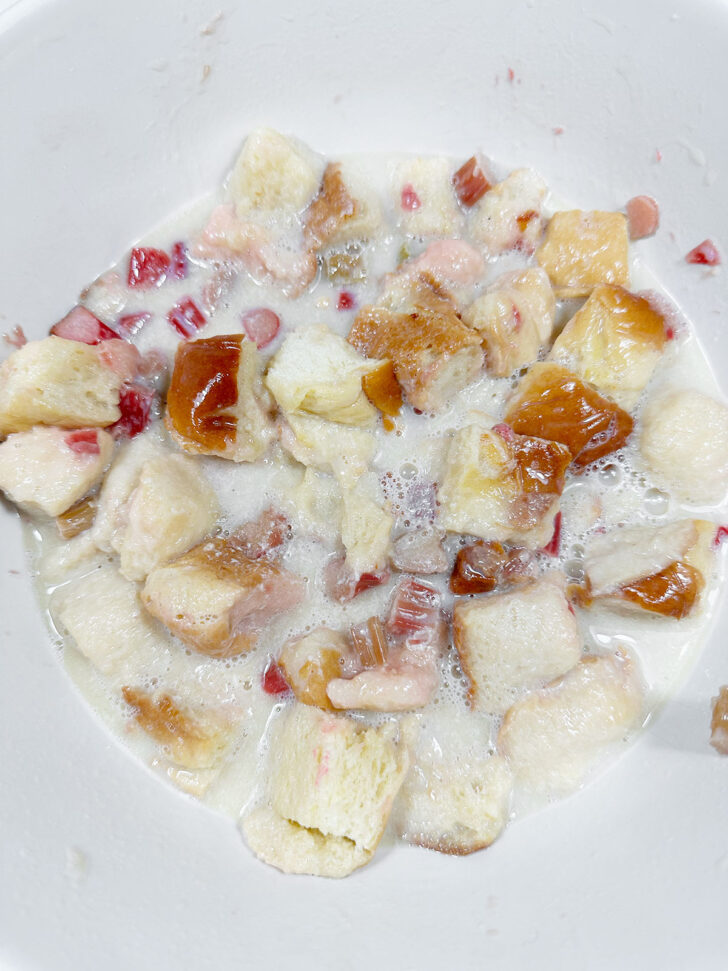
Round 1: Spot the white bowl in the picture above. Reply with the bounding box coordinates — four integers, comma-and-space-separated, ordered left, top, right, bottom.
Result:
1, 0, 727, 967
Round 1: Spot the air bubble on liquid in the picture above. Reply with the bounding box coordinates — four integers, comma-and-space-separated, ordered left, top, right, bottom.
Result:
571, 543, 585, 559
565, 559, 585, 582
400, 462, 418, 480
643, 487, 669, 516
598, 463, 621, 486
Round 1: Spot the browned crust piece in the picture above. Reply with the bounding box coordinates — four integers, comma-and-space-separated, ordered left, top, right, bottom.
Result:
303, 163, 358, 249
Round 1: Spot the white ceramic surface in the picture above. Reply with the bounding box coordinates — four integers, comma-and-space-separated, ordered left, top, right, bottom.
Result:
1, 0, 727, 968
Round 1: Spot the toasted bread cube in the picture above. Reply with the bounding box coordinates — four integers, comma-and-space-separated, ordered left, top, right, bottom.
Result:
0, 336, 123, 435
498, 650, 643, 794
0, 426, 113, 516
550, 285, 668, 409
453, 574, 582, 714
228, 128, 321, 216
348, 283, 484, 413
504, 362, 634, 467
536, 210, 629, 297
166, 335, 273, 462
710, 687, 728, 755
470, 168, 547, 255
280, 413, 376, 487
393, 157, 465, 237
142, 532, 305, 657
579, 519, 713, 619
52, 561, 165, 677
640, 389, 728, 504
304, 161, 382, 249
340, 479, 393, 574
242, 704, 412, 876
278, 628, 350, 710
265, 324, 380, 427
438, 421, 571, 548
463, 267, 556, 377
121, 686, 238, 770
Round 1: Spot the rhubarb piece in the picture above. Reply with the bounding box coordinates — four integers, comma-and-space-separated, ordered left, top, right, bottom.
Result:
349, 616, 389, 668
262, 662, 291, 696
404, 239, 485, 288
454, 574, 581, 715
450, 540, 536, 594
324, 556, 390, 603
337, 290, 356, 311
626, 195, 659, 240
278, 628, 350, 709
452, 155, 492, 208
51, 306, 118, 344
0, 336, 124, 435
228, 127, 321, 216
462, 267, 556, 377
56, 493, 98, 539
504, 362, 633, 468
497, 651, 643, 794
240, 307, 280, 349
110, 385, 155, 440
400, 183, 421, 211
4, 326, 27, 349
470, 168, 547, 256
166, 334, 273, 462
142, 530, 305, 657
394, 157, 464, 236
685, 239, 721, 266
127, 246, 171, 289
361, 359, 403, 417
231, 507, 291, 560
550, 284, 668, 409
169, 241, 188, 279
640, 389, 728, 504
536, 210, 629, 296
710, 687, 728, 755
0, 425, 113, 516
391, 529, 448, 575
166, 296, 206, 338
116, 312, 152, 339
541, 511, 562, 557
438, 419, 571, 548
386, 577, 441, 638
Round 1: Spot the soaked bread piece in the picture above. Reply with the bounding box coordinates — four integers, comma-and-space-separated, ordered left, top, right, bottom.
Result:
536, 210, 629, 297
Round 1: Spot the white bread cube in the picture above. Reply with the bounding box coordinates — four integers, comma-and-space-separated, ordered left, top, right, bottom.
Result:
536, 210, 629, 297
550, 285, 667, 409
280, 413, 376, 487
0, 426, 113, 516
453, 574, 582, 714
393, 157, 464, 237
228, 128, 322, 216
462, 267, 556, 377
470, 168, 547, 255
340, 479, 393, 575
265, 324, 379, 426
278, 628, 350, 710
640, 389, 728, 504
285, 467, 343, 544
242, 704, 412, 877
498, 650, 644, 794
0, 336, 123, 435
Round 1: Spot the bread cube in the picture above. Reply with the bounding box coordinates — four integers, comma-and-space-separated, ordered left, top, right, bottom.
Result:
0, 336, 123, 435
0, 426, 113, 516
92, 430, 163, 550
710, 686, 728, 755
340, 479, 393, 574
166, 334, 273, 462
242, 704, 412, 876
348, 280, 484, 413
228, 127, 322, 216
304, 161, 382, 249
280, 413, 376, 486
550, 285, 668, 409
536, 210, 629, 297
463, 267, 556, 377
469, 168, 547, 256
498, 650, 643, 794
142, 531, 305, 657
278, 628, 350, 710
121, 686, 238, 770
504, 362, 634, 467
579, 519, 714, 619
640, 389, 728, 504
285, 467, 343, 543
453, 574, 582, 714
393, 157, 464, 237
438, 420, 571, 548
265, 324, 379, 426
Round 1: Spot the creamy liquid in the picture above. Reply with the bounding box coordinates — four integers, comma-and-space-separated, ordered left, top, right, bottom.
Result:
22, 150, 728, 839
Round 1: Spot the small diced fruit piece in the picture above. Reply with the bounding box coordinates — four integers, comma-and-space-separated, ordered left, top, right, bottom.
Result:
497, 651, 643, 794
166, 297, 206, 338
240, 307, 280, 349
0, 336, 124, 435
324, 556, 390, 603
348, 282, 483, 413
504, 362, 634, 467
265, 324, 380, 427
142, 531, 305, 657
550, 285, 668, 409
394, 157, 464, 236
128, 247, 171, 288
56, 494, 98, 539
639, 389, 728, 504
386, 577, 441, 638
121, 687, 237, 769
231, 506, 291, 560
469, 168, 547, 255
278, 628, 350, 710
304, 162, 381, 249
450, 540, 536, 594
625, 195, 659, 240
241, 704, 412, 877
452, 155, 492, 208
228, 127, 321, 216
536, 210, 629, 296
0, 426, 112, 516
349, 616, 389, 669
710, 687, 728, 755
262, 662, 290, 695
404, 239, 486, 288
391, 528, 448, 575
51, 306, 118, 343
685, 239, 721, 266
438, 421, 571, 548
166, 334, 273, 461
462, 267, 556, 377
453, 574, 581, 715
